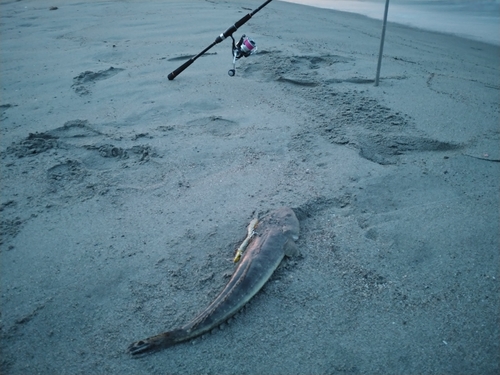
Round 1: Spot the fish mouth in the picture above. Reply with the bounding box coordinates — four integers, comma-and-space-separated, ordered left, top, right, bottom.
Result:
128, 340, 154, 356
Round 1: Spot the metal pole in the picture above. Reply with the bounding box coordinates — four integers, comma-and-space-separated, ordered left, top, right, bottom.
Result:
375, 0, 390, 86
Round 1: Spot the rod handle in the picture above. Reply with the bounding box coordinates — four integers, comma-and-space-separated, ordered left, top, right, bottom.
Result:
168, 58, 195, 80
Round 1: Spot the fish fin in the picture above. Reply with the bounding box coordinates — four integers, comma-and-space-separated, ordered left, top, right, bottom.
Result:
284, 239, 300, 257
128, 329, 184, 356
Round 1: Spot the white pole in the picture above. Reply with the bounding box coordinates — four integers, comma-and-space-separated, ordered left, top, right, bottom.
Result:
375, 0, 390, 86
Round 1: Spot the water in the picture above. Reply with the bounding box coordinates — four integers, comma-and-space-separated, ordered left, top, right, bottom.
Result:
279, 0, 500, 45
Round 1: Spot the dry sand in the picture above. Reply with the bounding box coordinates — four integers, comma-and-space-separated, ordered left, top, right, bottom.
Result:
1, 1, 499, 374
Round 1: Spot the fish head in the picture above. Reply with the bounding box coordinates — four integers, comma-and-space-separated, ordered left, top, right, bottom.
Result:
271, 207, 300, 241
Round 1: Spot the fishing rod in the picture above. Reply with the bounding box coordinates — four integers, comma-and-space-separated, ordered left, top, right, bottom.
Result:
167, 0, 273, 80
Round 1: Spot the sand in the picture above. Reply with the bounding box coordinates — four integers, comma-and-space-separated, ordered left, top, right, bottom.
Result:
0, 1, 499, 374
282, 0, 500, 46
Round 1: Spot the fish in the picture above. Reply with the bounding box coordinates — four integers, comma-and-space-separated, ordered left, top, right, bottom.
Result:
128, 207, 300, 355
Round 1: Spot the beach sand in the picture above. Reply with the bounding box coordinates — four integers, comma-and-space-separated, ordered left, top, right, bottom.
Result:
0, 1, 499, 374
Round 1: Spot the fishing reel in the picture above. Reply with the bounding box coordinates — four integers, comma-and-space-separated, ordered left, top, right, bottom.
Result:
228, 34, 256, 77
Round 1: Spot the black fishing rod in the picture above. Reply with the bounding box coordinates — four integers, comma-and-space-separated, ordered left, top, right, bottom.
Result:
167, 0, 273, 80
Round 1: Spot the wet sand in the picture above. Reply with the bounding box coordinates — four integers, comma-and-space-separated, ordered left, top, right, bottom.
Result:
1, 1, 499, 374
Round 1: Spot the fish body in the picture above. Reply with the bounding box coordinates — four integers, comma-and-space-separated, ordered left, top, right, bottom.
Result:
128, 207, 300, 355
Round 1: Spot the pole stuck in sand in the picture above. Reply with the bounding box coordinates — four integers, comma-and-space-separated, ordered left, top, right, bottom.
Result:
167, 0, 273, 80
375, 0, 390, 86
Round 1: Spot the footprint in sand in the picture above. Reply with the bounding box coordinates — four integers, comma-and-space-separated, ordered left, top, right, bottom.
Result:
5, 120, 101, 158
243, 52, 404, 86
6, 132, 58, 158
71, 66, 124, 96
47, 119, 103, 139
5, 119, 158, 203
242, 51, 354, 85
46, 159, 90, 197
186, 116, 239, 137
358, 135, 462, 165
0, 216, 24, 247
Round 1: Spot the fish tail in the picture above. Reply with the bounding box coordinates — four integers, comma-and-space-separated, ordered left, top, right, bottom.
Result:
128, 328, 185, 356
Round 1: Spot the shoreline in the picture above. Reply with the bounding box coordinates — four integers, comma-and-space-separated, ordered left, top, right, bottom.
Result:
279, 0, 500, 46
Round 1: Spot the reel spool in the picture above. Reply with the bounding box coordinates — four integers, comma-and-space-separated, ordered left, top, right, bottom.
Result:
228, 34, 256, 77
